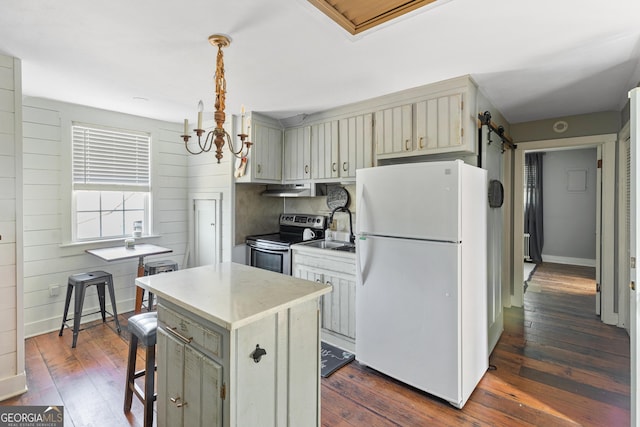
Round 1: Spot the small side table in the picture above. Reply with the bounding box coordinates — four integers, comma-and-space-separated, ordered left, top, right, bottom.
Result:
86, 243, 173, 313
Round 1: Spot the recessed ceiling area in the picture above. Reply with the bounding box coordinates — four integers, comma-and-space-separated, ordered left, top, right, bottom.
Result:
308, 0, 439, 35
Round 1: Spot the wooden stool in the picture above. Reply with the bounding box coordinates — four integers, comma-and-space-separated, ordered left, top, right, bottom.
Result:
59, 270, 121, 348
124, 311, 157, 427
140, 260, 178, 311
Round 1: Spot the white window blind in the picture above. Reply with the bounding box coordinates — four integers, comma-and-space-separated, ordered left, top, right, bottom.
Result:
72, 124, 150, 191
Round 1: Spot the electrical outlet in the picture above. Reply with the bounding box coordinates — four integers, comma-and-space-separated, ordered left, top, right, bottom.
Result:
49, 284, 60, 297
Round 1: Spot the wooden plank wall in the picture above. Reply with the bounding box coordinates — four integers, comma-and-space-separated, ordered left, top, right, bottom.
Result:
0, 53, 25, 399
20, 97, 193, 337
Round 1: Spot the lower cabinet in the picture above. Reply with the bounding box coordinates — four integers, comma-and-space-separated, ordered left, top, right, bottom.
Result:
157, 328, 223, 427
156, 299, 321, 427
292, 249, 356, 344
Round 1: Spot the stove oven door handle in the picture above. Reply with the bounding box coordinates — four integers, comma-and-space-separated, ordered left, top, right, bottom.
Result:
247, 242, 290, 253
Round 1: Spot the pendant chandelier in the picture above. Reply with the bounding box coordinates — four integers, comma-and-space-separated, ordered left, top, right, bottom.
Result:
181, 34, 252, 163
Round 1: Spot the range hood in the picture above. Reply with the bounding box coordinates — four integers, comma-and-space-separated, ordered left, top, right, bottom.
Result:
261, 183, 317, 198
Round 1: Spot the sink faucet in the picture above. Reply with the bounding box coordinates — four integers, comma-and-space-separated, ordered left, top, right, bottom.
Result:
329, 206, 354, 244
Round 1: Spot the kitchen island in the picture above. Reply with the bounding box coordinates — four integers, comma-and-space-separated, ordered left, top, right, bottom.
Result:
135, 262, 332, 427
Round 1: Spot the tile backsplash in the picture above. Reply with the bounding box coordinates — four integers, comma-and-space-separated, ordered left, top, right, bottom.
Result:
234, 183, 357, 245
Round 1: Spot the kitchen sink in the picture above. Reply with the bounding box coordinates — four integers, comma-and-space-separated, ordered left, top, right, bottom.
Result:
299, 240, 356, 253
333, 245, 356, 253
300, 240, 345, 249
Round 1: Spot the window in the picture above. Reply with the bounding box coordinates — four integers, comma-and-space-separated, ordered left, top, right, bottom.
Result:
72, 124, 151, 241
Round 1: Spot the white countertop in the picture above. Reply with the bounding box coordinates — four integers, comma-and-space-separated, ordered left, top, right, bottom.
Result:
135, 262, 332, 331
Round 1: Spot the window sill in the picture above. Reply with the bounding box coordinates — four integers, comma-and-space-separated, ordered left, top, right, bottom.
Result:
59, 235, 162, 249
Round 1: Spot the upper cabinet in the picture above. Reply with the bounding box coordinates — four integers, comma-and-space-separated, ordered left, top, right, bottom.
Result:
236, 112, 282, 183
283, 126, 311, 182
339, 113, 374, 178
311, 120, 339, 181
374, 104, 413, 156
375, 76, 477, 161
244, 76, 480, 185
414, 93, 463, 154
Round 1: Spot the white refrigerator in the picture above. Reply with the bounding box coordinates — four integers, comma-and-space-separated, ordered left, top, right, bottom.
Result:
355, 160, 488, 409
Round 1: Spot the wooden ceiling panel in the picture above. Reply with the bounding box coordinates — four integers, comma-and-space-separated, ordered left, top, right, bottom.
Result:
309, 0, 438, 35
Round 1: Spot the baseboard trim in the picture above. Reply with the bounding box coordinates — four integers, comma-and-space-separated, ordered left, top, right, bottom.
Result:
0, 371, 27, 401
24, 298, 136, 338
542, 255, 596, 267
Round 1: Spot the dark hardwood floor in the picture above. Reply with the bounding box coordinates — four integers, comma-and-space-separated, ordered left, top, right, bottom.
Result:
2, 263, 630, 426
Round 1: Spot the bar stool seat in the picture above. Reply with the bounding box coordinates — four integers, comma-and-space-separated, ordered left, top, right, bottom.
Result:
124, 311, 157, 427
59, 270, 121, 348
140, 260, 178, 311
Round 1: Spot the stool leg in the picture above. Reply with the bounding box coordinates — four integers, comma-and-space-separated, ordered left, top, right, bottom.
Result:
135, 287, 145, 314
143, 344, 156, 427
72, 283, 88, 348
147, 292, 154, 312
106, 277, 121, 333
97, 283, 107, 323
59, 283, 73, 337
124, 334, 139, 413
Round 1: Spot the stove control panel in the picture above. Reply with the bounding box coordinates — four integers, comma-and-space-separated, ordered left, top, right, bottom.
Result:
279, 213, 327, 230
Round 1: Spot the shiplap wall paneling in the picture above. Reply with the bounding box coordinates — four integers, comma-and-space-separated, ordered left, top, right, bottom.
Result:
21, 97, 187, 337
0, 53, 26, 400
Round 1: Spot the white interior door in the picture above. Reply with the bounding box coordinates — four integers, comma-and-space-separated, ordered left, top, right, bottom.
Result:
628, 86, 639, 426
194, 199, 217, 266
482, 125, 504, 354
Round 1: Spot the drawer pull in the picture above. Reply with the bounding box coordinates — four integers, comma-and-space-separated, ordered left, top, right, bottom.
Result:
166, 326, 193, 344
342, 162, 348, 172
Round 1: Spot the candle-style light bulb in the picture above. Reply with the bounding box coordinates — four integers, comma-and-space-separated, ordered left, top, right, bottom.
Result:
241, 104, 246, 134
183, 119, 188, 135
197, 100, 204, 129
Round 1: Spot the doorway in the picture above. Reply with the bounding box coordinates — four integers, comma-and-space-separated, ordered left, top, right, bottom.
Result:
188, 193, 222, 268
512, 134, 617, 325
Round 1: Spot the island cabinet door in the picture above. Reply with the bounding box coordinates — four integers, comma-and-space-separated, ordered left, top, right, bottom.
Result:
157, 327, 223, 427
157, 328, 186, 427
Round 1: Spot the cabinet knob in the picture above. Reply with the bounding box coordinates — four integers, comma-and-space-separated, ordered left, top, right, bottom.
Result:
251, 344, 267, 363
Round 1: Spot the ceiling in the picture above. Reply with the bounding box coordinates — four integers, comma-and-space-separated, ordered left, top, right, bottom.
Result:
1, 0, 639, 127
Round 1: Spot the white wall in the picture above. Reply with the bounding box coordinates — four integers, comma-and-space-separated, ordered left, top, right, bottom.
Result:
0, 53, 26, 400
21, 97, 187, 337
187, 118, 236, 264
541, 148, 597, 264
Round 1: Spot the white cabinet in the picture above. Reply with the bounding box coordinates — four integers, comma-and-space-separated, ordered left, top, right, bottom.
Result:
236, 112, 282, 183
292, 247, 356, 350
415, 93, 464, 154
311, 120, 339, 180
157, 327, 223, 427
374, 104, 413, 156
338, 113, 374, 179
283, 126, 311, 182
375, 77, 478, 160
156, 296, 322, 427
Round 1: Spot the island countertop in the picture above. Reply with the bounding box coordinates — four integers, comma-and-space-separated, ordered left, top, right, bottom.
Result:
135, 262, 332, 331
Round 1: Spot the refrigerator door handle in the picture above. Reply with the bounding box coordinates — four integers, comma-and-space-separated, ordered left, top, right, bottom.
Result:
356, 182, 365, 236
356, 235, 370, 286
